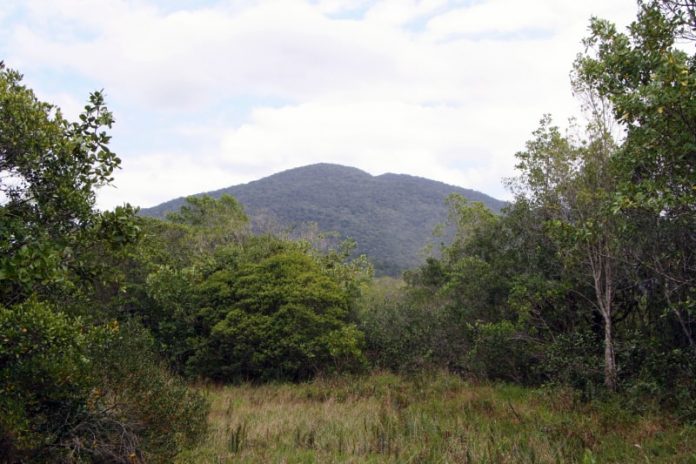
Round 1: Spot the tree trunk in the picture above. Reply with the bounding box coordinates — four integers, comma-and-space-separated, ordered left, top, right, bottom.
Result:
590, 243, 618, 391
603, 312, 617, 391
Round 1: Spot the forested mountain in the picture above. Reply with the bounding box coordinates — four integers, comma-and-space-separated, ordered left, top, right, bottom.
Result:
140, 164, 506, 275
3, 2, 696, 461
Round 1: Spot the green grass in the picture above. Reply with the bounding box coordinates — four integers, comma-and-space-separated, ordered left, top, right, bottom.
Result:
177, 372, 696, 463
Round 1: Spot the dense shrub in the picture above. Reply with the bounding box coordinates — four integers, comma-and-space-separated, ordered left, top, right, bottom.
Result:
0, 301, 93, 463
359, 296, 440, 372
538, 331, 604, 396
0, 301, 207, 463
194, 247, 366, 381
87, 322, 209, 463
618, 333, 696, 421
466, 321, 537, 384
0, 63, 209, 463
145, 236, 369, 382
358, 292, 469, 373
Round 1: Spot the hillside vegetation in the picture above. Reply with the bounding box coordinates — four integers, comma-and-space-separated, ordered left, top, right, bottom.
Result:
140, 164, 506, 276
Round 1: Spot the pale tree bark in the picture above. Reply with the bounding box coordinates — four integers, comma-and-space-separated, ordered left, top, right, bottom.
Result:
588, 239, 618, 391
602, 311, 618, 391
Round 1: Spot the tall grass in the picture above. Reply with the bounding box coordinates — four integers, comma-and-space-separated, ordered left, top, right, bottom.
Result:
177, 372, 696, 463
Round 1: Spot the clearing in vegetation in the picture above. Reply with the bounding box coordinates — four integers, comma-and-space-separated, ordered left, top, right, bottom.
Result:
177, 372, 696, 464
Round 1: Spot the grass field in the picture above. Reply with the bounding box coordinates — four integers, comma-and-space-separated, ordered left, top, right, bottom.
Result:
177, 372, 696, 463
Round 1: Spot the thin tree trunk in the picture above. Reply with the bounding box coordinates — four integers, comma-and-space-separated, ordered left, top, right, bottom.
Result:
589, 243, 618, 391
603, 312, 617, 391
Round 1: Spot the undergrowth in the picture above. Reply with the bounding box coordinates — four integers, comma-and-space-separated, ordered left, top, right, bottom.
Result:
177, 372, 696, 463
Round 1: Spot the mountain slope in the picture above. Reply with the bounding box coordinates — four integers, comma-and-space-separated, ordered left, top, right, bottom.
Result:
140, 164, 506, 275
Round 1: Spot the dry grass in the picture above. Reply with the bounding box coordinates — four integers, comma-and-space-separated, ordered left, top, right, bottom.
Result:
177, 372, 696, 463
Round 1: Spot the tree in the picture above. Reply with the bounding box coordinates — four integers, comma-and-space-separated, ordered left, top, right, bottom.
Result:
185, 238, 367, 381
577, 1, 696, 355
651, 0, 696, 41
166, 194, 249, 254
0, 62, 138, 306
511, 113, 626, 390
0, 64, 207, 462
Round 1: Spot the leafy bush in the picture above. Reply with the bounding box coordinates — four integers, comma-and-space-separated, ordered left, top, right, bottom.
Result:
466, 320, 536, 384
0, 301, 208, 463
87, 322, 209, 463
619, 333, 696, 422
359, 296, 444, 372
536, 331, 604, 398
0, 301, 93, 463
182, 241, 367, 381
0, 63, 207, 463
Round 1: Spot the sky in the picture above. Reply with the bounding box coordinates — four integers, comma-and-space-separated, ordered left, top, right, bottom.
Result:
1, 0, 637, 210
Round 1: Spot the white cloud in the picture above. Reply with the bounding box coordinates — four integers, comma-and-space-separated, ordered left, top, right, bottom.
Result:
1, 0, 638, 209
425, 0, 634, 40
46, 92, 84, 121
216, 99, 537, 200
100, 149, 245, 209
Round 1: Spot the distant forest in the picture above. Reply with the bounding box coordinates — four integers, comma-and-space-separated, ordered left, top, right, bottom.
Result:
141, 163, 507, 276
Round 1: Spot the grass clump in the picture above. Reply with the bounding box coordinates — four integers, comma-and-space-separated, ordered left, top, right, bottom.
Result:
177, 372, 696, 463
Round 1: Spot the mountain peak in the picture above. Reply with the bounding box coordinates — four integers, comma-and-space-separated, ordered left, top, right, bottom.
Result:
140, 164, 506, 275
268, 163, 373, 180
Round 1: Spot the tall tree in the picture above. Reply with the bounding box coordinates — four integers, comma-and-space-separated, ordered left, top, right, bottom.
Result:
0, 63, 207, 463
0, 62, 137, 306
166, 193, 249, 254
577, 1, 696, 353
511, 114, 625, 390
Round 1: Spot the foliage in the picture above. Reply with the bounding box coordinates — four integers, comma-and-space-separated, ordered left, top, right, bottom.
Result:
348, 0, 696, 421
511, 113, 626, 390
87, 322, 208, 464
466, 320, 536, 384
0, 301, 93, 463
167, 193, 249, 254
360, 197, 532, 378
577, 0, 696, 355
141, 163, 507, 276
0, 64, 207, 462
0, 302, 207, 463
575, 0, 696, 408
0, 62, 138, 306
358, 277, 445, 372
185, 239, 368, 381
140, 205, 370, 381
384, 0, 694, 411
